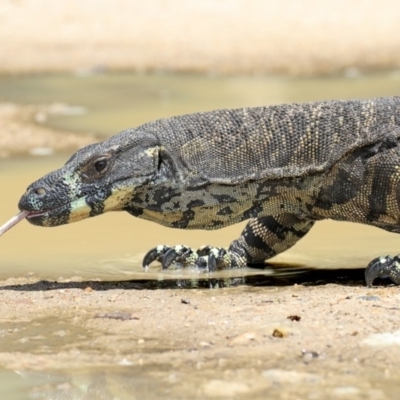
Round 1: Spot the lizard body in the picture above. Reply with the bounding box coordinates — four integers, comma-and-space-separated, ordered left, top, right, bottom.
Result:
17, 97, 400, 285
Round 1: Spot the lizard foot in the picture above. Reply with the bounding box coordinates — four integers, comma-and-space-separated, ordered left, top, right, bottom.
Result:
142, 245, 239, 272
365, 255, 400, 287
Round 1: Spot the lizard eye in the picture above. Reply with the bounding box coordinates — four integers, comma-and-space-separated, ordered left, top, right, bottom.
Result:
82, 155, 113, 181
94, 159, 108, 172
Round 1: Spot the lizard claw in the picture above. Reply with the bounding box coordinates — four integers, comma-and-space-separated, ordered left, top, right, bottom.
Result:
162, 246, 196, 270
162, 248, 180, 269
205, 252, 217, 272
142, 244, 231, 272
142, 245, 169, 268
193, 252, 217, 272
142, 245, 197, 270
365, 255, 400, 287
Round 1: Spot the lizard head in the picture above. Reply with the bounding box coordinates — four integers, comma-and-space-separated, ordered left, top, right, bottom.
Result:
18, 130, 167, 227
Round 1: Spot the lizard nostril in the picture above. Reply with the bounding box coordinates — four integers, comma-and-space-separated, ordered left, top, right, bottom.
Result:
34, 187, 46, 196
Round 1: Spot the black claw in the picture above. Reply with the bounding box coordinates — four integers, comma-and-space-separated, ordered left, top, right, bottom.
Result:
208, 252, 217, 272
142, 247, 162, 268
143, 244, 230, 272
162, 248, 179, 270
365, 255, 400, 287
197, 245, 212, 257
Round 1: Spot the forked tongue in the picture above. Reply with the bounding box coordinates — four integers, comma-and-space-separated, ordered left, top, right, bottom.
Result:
0, 210, 31, 237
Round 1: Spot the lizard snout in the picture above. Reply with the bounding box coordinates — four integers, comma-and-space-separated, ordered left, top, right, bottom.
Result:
18, 171, 71, 214
19, 181, 52, 210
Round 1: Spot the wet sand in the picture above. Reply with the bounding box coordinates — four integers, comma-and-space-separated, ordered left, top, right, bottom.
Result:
0, 277, 399, 398
1, 0, 400, 75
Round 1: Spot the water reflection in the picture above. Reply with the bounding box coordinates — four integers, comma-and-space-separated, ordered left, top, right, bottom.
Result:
0, 267, 367, 293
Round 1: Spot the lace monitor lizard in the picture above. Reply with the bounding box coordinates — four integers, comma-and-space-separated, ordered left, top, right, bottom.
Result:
17, 97, 400, 286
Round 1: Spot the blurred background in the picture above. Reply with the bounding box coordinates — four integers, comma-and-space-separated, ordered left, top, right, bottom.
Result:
1, 0, 400, 279
1, 0, 400, 76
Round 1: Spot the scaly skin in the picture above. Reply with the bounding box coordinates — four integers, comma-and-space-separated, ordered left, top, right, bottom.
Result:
17, 97, 400, 285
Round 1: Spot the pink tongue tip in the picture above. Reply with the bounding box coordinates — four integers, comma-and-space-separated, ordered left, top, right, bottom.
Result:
0, 210, 30, 237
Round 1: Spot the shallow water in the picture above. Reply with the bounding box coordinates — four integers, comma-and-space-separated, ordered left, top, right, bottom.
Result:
1, 72, 400, 399
1, 71, 400, 136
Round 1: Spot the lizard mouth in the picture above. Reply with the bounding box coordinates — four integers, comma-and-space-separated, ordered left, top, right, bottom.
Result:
23, 196, 92, 227
26, 209, 58, 218
24, 203, 72, 226
20, 186, 129, 227
0, 204, 70, 236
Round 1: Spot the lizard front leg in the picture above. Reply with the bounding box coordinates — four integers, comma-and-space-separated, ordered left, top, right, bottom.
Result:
143, 215, 315, 271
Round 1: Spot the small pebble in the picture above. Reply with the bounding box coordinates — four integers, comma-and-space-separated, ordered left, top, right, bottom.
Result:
272, 328, 287, 338
301, 349, 320, 362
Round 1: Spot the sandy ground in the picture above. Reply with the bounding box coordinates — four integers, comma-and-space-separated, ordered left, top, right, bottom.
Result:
0, 276, 399, 398
1, 0, 400, 76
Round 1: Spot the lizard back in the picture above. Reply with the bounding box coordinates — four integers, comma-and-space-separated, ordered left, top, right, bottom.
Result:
140, 97, 400, 185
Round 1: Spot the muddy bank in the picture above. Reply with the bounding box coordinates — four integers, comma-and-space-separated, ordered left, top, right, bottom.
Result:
0, 277, 399, 398
1, 0, 400, 76
0, 103, 96, 158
